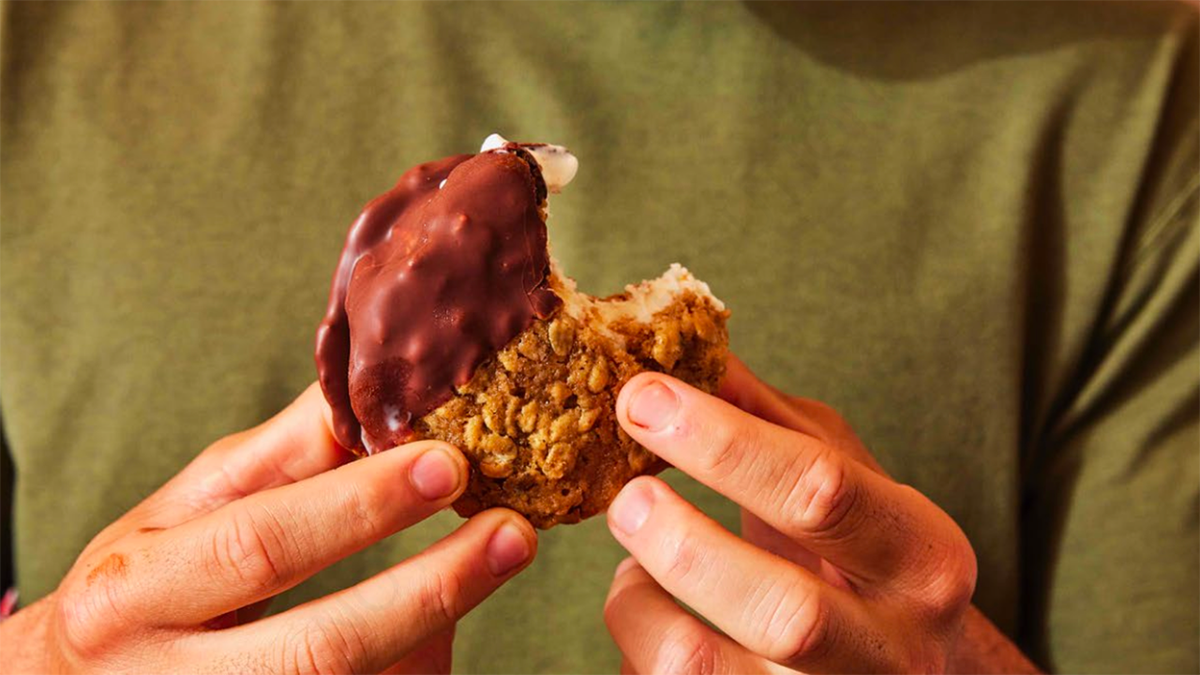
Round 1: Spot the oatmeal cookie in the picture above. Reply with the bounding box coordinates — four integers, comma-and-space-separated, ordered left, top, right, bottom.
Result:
315, 134, 729, 528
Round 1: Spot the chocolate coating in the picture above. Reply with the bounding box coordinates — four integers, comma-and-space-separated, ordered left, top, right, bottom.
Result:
315, 150, 560, 453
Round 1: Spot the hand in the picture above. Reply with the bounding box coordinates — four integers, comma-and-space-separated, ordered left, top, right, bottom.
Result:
603, 357, 1041, 674
0, 383, 537, 674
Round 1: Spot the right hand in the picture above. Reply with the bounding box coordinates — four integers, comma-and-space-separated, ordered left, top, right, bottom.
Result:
0, 383, 537, 674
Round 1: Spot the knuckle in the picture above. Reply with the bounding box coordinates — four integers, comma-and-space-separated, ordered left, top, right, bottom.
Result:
211, 507, 290, 594
698, 415, 751, 479
414, 565, 468, 629
282, 621, 360, 675
661, 532, 708, 587
770, 587, 831, 666
655, 623, 722, 675
781, 447, 857, 537
341, 480, 390, 541
745, 576, 800, 649
56, 581, 127, 660
921, 534, 978, 617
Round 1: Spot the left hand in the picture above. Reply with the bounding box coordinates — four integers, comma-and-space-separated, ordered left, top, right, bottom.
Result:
604, 356, 1035, 674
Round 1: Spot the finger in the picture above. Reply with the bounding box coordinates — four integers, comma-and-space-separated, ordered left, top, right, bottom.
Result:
202, 598, 273, 630
160, 382, 353, 513
740, 510, 852, 592
382, 627, 455, 675
608, 478, 891, 672
226, 509, 536, 675
617, 373, 965, 588
718, 355, 825, 439
128, 440, 469, 626
604, 558, 768, 675
619, 657, 638, 675
117, 383, 353, 540
86, 383, 352, 556
741, 510, 822, 574
719, 355, 880, 472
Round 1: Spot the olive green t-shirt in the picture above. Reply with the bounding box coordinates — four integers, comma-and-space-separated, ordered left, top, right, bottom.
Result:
2, 2, 1197, 672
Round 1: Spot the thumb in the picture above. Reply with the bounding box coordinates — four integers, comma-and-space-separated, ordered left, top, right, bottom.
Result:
91, 382, 352, 554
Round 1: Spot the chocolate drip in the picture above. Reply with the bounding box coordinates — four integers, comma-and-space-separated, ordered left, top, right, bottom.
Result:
315, 150, 560, 453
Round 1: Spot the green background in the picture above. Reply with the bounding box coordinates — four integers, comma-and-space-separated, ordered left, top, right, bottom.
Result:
2, 2, 1197, 672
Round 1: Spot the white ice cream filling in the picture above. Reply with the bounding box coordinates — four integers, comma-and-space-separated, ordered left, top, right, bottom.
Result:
483, 133, 723, 346
481, 133, 579, 193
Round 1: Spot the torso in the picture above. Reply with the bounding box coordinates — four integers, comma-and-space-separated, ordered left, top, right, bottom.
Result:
2, 3, 1192, 671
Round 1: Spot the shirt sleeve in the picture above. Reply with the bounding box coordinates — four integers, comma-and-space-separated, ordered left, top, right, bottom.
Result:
1019, 22, 1199, 671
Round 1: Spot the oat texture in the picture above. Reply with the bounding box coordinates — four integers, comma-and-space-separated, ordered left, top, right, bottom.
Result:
412, 291, 729, 528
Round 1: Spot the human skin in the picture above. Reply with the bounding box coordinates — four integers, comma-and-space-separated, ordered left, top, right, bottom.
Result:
604, 356, 1043, 674
0, 383, 537, 674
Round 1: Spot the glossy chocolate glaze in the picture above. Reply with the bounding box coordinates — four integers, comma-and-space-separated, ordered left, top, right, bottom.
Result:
315, 149, 559, 453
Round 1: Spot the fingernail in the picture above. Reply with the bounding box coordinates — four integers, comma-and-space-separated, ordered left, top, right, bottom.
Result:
628, 380, 679, 432
610, 482, 653, 535
613, 557, 640, 579
486, 522, 531, 576
409, 448, 461, 501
